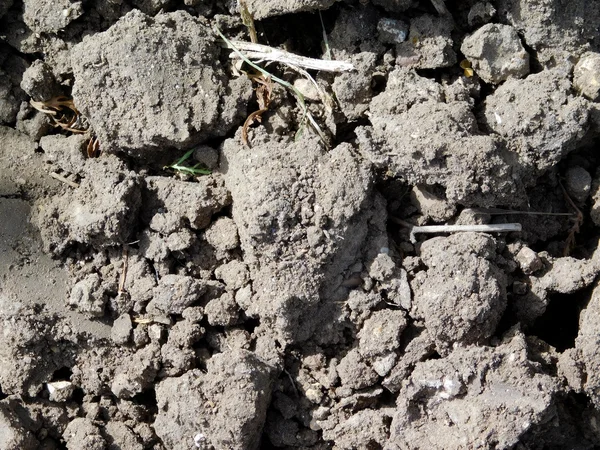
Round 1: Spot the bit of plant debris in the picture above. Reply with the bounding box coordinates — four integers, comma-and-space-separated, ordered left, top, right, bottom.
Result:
164, 148, 212, 176
30, 96, 88, 133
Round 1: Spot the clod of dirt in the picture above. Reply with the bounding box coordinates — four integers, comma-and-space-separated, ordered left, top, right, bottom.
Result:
483, 69, 589, 173
321, 407, 393, 449
573, 52, 600, 101
34, 155, 141, 254
411, 233, 506, 355
360, 77, 521, 206
143, 175, 230, 232
203, 216, 240, 258
154, 349, 273, 450
337, 348, 379, 390
563, 282, 600, 407
0, 52, 28, 125
396, 14, 456, 69
39, 134, 87, 175
332, 53, 377, 120
387, 332, 560, 449
63, 417, 105, 450
496, 0, 600, 66
358, 309, 407, 358
0, 0, 13, 19
513, 251, 600, 324
245, 0, 338, 19
205, 292, 241, 326
146, 274, 207, 315
23, 0, 83, 34
20, 59, 62, 102
410, 185, 457, 222
372, 0, 415, 13
0, 310, 79, 397
111, 343, 160, 398
461, 23, 529, 84
0, 401, 39, 449
70, 10, 250, 153
68, 273, 107, 317
222, 134, 375, 345
467, 1, 496, 28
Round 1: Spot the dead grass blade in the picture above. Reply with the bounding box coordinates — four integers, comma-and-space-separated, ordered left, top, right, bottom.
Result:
30, 96, 87, 134
242, 74, 273, 147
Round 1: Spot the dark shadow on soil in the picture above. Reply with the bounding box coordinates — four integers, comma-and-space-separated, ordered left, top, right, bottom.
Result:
529, 285, 594, 352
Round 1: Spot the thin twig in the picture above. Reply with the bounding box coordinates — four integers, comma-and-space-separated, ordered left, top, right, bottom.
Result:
49, 172, 79, 188
466, 208, 573, 217
222, 40, 354, 72
559, 181, 584, 256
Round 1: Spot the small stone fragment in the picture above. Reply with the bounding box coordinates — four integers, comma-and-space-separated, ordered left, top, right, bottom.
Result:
193, 145, 219, 170
47, 381, 74, 402
372, 352, 398, 377
69, 274, 106, 317
574, 52, 600, 101
147, 275, 206, 315
358, 310, 407, 358
516, 247, 543, 274
205, 292, 241, 327
467, 2, 496, 28
20, 59, 62, 102
461, 23, 529, 84
214, 260, 249, 291
111, 314, 133, 345
565, 166, 592, 204
337, 348, 379, 390
204, 216, 240, 254
377, 18, 409, 44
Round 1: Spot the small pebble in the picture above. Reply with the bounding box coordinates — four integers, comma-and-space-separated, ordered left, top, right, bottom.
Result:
516, 247, 543, 274
574, 52, 600, 101
565, 166, 592, 204
377, 18, 409, 44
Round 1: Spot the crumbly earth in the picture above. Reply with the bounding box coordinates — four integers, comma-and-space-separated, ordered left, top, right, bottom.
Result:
1, 0, 600, 449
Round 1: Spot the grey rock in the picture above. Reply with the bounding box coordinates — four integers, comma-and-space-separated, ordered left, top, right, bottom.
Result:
377, 18, 408, 44
461, 23, 529, 84
111, 314, 133, 345
574, 52, 600, 101
565, 166, 592, 204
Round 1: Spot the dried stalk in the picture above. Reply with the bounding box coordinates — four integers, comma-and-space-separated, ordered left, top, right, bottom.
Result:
222, 40, 354, 72
405, 222, 522, 243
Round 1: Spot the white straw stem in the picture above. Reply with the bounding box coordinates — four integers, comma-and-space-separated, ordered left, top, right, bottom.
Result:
409, 223, 522, 243
223, 40, 354, 72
